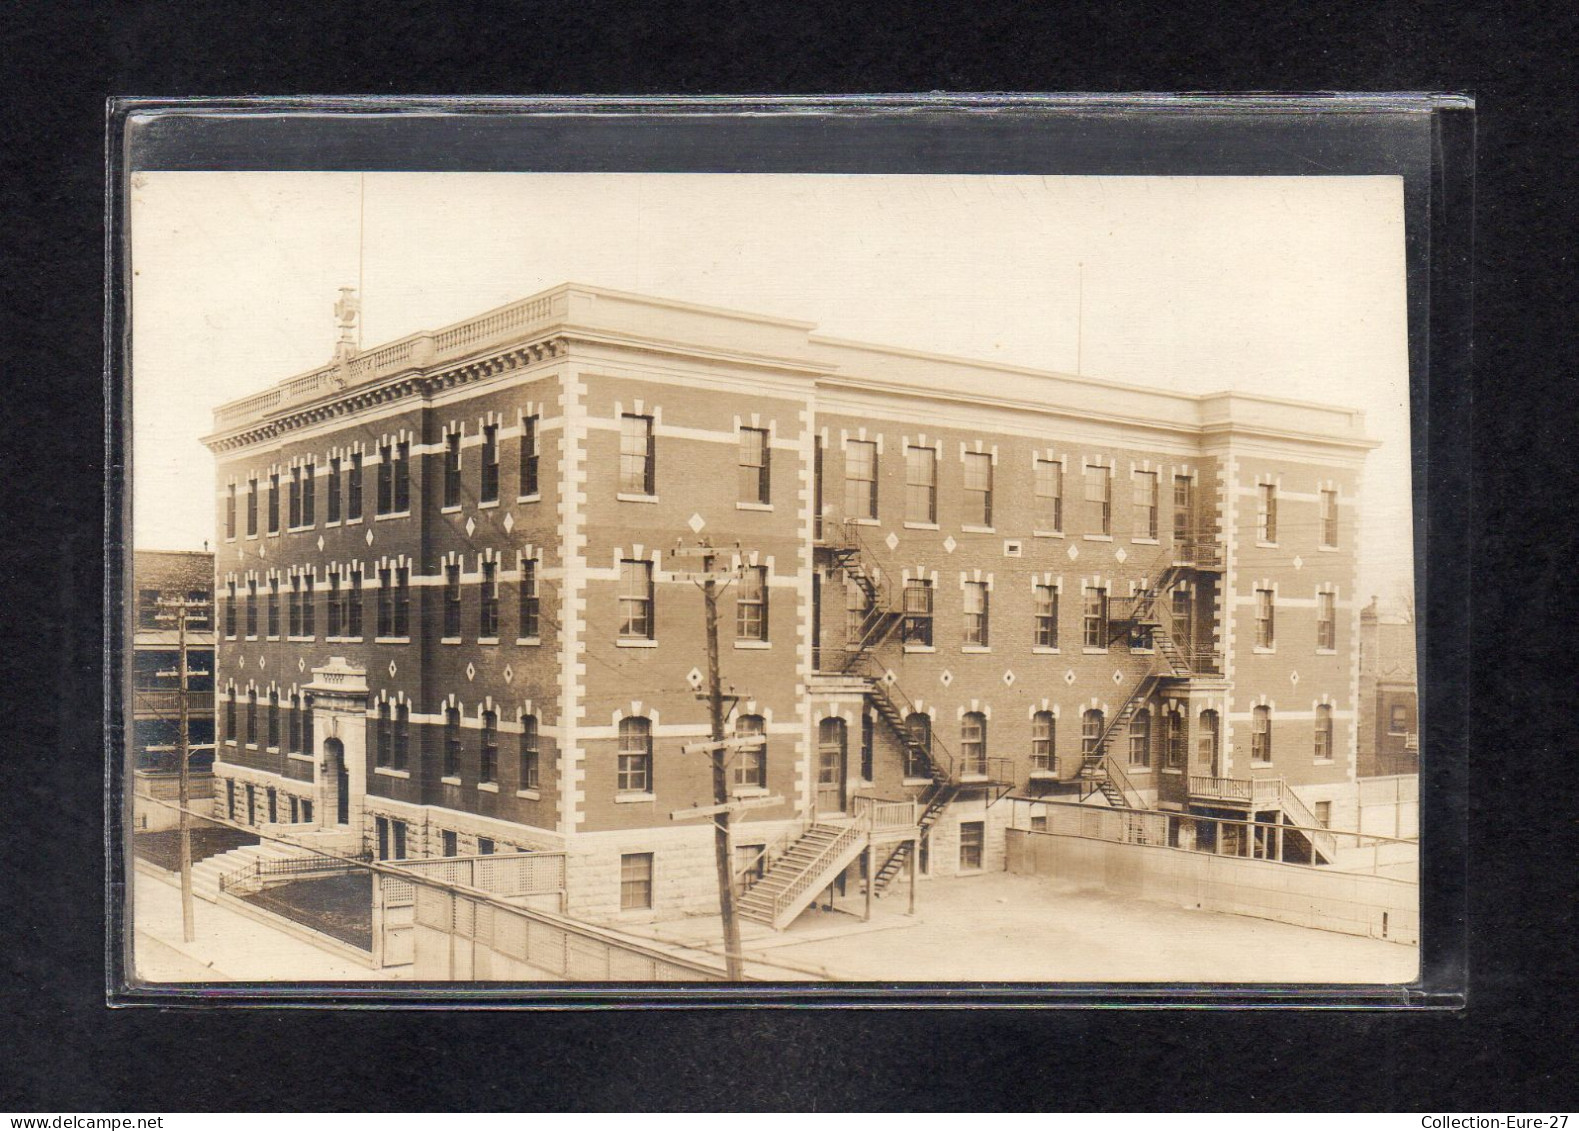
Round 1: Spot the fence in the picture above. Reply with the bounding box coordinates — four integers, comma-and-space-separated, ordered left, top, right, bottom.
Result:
392, 852, 567, 904
1006, 803, 1419, 944
410, 883, 734, 981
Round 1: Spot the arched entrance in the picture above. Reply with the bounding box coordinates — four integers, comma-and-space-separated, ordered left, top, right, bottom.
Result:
324, 737, 349, 826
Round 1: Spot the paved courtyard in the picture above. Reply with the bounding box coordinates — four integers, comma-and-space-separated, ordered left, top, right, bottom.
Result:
627, 871, 1419, 984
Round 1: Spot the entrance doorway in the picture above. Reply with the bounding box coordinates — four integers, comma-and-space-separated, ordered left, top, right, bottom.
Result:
325, 737, 349, 826
817, 717, 848, 813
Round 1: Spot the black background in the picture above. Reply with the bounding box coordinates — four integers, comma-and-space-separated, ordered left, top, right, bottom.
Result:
3, 1, 1575, 1113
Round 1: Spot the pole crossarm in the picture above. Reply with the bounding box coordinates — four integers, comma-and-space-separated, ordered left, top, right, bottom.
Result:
670, 795, 786, 821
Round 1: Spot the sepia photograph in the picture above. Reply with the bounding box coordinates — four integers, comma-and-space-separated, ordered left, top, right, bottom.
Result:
123, 167, 1421, 989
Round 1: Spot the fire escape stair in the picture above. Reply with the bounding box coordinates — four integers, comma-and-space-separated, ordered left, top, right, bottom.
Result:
736, 822, 872, 931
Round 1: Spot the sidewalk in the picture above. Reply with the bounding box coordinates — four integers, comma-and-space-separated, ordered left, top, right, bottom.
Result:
131, 866, 411, 983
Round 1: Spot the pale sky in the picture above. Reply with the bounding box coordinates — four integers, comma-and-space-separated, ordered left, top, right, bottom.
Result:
130, 172, 1414, 606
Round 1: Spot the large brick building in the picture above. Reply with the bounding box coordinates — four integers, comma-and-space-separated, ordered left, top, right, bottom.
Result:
203, 283, 1377, 924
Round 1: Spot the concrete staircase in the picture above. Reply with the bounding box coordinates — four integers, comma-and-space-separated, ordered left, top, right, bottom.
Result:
190, 841, 308, 903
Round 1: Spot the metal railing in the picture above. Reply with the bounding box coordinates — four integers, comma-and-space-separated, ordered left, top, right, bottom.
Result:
218, 853, 363, 896
1095, 756, 1145, 809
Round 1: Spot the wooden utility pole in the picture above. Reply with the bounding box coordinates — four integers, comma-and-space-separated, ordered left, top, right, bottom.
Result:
700, 543, 744, 980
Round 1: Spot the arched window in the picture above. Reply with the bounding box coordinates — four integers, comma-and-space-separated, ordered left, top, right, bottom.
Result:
246, 691, 258, 746
376, 702, 392, 767
394, 703, 410, 769
287, 694, 300, 754
1251, 705, 1272, 763
480, 711, 498, 783
519, 714, 539, 789
225, 693, 237, 742
301, 695, 313, 757
904, 712, 931, 779
267, 691, 280, 749
1198, 709, 1220, 772
733, 714, 766, 789
618, 717, 652, 794
1165, 710, 1187, 768
1081, 709, 1105, 758
1314, 704, 1334, 761
960, 712, 987, 774
443, 707, 462, 778
1031, 711, 1056, 772
1129, 709, 1151, 767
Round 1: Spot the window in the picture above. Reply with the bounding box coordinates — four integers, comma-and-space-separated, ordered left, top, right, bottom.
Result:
904, 713, 931, 779
1034, 458, 1063, 532
1031, 711, 1056, 772
860, 711, 874, 781
1030, 814, 1048, 833
301, 464, 315, 526
1255, 589, 1276, 649
287, 695, 299, 754
393, 567, 410, 637
518, 559, 539, 639
962, 581, 989, 646
1084, 463, 1111, 535
845, 583, 868, 643
738, 426, 770, 504
347, 569, 363, 638
301, 574, 314, 636
617, 717, 652, 793
225, 695, 237, 742
1257, 483, 1278, 543
959, 821, 985, 871
904, 445, 937, 523
1083, 586, 1108, 648
1172, 474, 1194, 542
137, 588, 162, 630
347, 454, 363, 520
619, 414, 655, 495
443, 708, 462, 778
1314, 800, 1332, 828
267, 473, 280, 533
1251, 705, 1272, 763
1317, 591, 1337, 650
477, 837, 495, 856
480, 711, 498, 784
376, 702, 392, 767
844, 439, 877, 520
481, 424, 500, 503
901, 578, 934, 646
962, 451, 993, 527
1129, 709, 1151, 767
480, 562, 499, 639
618, 560, 654, 640
1171, 586, 1192, 651
1199, 709, 1220, 770
1034, 583, 1059, 648
1081, 709, 1105, 759
519, 716, 540, 789
443, 432, 461, 508
1133, 471, 1158, 539
733, 715, 766, 789
377, 443, 409, 514
1320, 488, 1339, 547
288, 468, 301, 528
1166, 711, 1186, 768
394, 704, 410, 770
246, 691, 257, 746
1389, 704, 1409, 734
327, 575, 341, 637
960, 712, 987, 775
225, 581, 236, 637
736, 566, 768, 642
376, 817, 390, 861
327, 458, 341, 523
377, 568, 393, 637
395, 441, 410, 511
620, 852, 654, 910
442, 830, 458, 857
519, 414, 539, 497
444, 565, 462, 638
1314, 704, 1334, 761
246, 478, 258, 536
245, 580, 258, 638
301, 696, 313, 757
225, 484, 236, 539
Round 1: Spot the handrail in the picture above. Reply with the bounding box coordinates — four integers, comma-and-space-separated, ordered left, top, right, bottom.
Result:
1272, 782, 1339, 861
766, 823, 866, 923
853, 658, 957, 782
1098, 756, 1145, 809
852, 795, 920, 831
218, 853, 361, 895
733, 816, 813, 889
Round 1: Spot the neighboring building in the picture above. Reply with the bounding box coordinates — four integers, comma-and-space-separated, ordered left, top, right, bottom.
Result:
202, 283, 1377, 925
1357, 598, 1419, 777
132, 549, 216, 828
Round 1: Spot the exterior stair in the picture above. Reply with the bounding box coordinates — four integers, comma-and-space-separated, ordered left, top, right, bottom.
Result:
870, 779, 955, 894
189, 841, 307, 903
736, 822, 871, 930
